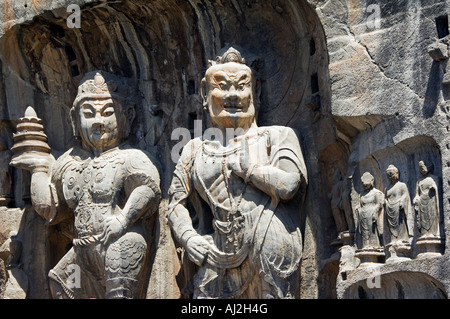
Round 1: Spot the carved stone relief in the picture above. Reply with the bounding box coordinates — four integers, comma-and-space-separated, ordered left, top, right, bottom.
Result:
329, 168, 355, 246
414, 160, 444, 257
384, 165, 413, 261
10, 71, 161, 299
334, 134, 447, 298
354, 172, 385, 263
341, 139, 445, 265
167, 47, 307, 299
0, 0, 449, 301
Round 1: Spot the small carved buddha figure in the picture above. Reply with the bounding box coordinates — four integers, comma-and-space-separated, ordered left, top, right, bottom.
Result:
10, 71, 161, 299
413, 160, 443, 257
355, 172, 385, 262
167, 47, 308, 299
329, 168, 355, 245
384, 165, 413, 260
413, 160, 440, 238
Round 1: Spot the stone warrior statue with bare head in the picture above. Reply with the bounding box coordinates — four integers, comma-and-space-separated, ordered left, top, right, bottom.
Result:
168, 47, 308, 298
10, 71, 161, 298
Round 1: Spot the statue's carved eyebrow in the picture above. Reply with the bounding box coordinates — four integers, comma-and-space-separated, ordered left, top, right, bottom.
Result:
235, 71, 250, 83
81, 99, 114, 111
80, 104, 95, 119
212, 71, 229, 83
80, 102, 95, 112
100, 102, 115, 112
80, 100, 114, 113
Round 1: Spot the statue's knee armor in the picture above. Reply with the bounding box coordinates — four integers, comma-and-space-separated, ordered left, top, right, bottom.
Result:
105, 231, 147, 299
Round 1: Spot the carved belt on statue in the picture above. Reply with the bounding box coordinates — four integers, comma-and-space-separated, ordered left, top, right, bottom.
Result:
213, 216, 244, 235
74, 202, 111, 246
206, 216, 250, 268
206, 242, 250, 269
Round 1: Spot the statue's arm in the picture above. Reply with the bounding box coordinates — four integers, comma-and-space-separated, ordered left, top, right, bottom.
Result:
119, 184, 158, 227
248, 159, 302, 201
413, 182, 420, 206
376, 191, 385, 234
243, 127, 307, 201
167, 139, 209, 266
99, 151, 161, 244
30, 169, 59, 221
402, 187, 415, 237
377, 191, 385, 210
11, 153, 60, 221
120, 152, 161, 228
168, 199, 198, 247
167, 144, 199, 246
168, 186, 209, 266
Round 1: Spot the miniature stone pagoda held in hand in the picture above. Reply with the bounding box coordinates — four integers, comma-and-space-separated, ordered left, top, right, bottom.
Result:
167, 47, 308, 299
10, 71, 161, 299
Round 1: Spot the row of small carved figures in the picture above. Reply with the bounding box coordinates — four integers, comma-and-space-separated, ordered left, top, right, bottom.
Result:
349, 162, 444, 260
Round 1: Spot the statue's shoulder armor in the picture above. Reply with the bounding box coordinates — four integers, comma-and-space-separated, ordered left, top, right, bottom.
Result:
119, 144, 161, 195
52, 147, 85, 180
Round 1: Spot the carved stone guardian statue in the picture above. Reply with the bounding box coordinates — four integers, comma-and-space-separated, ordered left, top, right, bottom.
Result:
354, 172, 385, 264
10, 71, 161, 298
167, 47, 308, 298
384, 165, 413, 262
413, 160, 443, 257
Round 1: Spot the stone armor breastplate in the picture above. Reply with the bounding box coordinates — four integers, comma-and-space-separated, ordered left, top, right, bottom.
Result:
62, 150, 125, 238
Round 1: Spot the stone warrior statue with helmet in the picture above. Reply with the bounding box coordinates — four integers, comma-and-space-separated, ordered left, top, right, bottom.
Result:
10, 71, 161, 299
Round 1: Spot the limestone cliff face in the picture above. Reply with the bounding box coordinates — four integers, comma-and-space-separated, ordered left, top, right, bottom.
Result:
0, 0, 449, 299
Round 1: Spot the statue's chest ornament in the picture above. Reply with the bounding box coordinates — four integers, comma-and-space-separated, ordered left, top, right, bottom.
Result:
63, 150, 125, 205
194, 137, 266, 252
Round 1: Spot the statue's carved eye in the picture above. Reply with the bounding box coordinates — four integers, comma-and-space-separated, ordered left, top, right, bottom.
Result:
83, 109, 94, 118
103, 107, 115, 117
219, 82, 228, 90
237, 83, 245, 91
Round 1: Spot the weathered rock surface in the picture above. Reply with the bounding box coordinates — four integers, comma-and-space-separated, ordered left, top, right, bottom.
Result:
0, 0, 448, 299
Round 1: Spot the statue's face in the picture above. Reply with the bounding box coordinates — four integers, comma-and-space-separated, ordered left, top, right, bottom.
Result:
204, 62, 255, 129
361, 173, 374, 190
78, 98, 122, 152
386, 168, 398, 181
419, 161, 429, 175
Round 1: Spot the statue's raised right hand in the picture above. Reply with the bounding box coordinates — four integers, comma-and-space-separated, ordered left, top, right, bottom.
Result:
10, 152, 55, 173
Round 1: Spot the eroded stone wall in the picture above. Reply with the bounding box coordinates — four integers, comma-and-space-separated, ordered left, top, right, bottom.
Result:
0, 0, 448, 299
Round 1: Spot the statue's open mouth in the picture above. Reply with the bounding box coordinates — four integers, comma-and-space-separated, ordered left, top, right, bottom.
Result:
224, 104, 243, 112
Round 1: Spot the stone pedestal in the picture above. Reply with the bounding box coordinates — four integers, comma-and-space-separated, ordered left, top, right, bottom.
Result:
331, 231, 355, 249
355, 247, 385, 264
416, 236, 444, 258
385, 241, 412, 263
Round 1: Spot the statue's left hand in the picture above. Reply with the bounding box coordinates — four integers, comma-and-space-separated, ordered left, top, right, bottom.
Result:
98, 215, 126, 244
